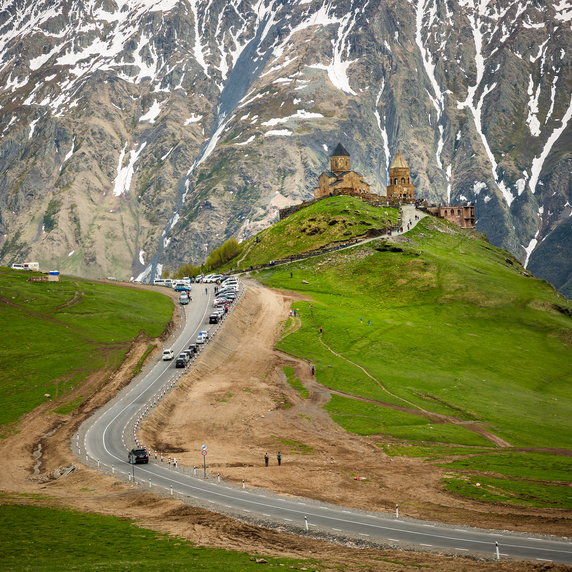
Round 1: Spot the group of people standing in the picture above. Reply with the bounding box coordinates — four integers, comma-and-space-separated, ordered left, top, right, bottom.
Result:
264, 451, 282, 466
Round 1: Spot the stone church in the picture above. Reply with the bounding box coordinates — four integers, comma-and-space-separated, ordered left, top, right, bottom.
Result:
314, 144, 371, 199
386, 152, 415, 202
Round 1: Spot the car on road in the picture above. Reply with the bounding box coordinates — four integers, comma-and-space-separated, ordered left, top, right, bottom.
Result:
162, 349, 174, 360
128, 448, 149, 464
181, 349, 194, 360
209, 312, 220, 324
175, 353, 189, 368
187, 344, 198, 355
196, 331, 208, 344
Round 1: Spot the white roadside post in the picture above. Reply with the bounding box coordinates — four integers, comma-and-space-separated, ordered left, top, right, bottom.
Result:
495, 541, 500, 560
201, 444, 207, 478
304, 516, 309, 531
395, 504, 399, 519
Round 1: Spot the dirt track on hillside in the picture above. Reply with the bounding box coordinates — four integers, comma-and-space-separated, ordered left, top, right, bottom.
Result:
1, 280, 570, 571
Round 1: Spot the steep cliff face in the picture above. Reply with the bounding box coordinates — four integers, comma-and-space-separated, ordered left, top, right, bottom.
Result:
0, 0, 570, 294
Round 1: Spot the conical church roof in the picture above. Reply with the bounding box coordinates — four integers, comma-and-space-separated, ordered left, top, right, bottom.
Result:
330, 143, 350, 157
390, 152, 409, 169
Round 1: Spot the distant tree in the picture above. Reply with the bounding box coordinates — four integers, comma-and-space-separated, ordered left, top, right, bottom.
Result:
161, 269, 171, 278
173, 264, 200, 279
205, 238, 241, 270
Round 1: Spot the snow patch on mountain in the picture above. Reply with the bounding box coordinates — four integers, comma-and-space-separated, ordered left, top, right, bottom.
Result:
261, 109, 324, 126
113, 142, 147, 197
140, 100, 163, 123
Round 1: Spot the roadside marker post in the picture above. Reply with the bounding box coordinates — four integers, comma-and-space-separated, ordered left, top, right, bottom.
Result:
201, 444, 207, 478
395, 504, 399, 519
495, 541, 500, 560
304, 516, 309, 531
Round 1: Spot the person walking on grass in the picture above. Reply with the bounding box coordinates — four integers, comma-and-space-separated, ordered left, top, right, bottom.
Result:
264, 452, 269, 467
277, 451, 282, 466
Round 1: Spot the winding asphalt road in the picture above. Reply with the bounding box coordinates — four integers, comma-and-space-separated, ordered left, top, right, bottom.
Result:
76, 282, 572, 565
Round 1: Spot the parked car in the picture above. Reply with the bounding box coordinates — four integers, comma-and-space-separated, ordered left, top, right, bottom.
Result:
209, 313, 220, 324
187, 344, 198, 355
219, 291, 236, 299
179, 293, 190, 305
128, 448, 149, 464
205, 274, 224, 283
196, 332, 208, 344
162, 349, 175, 360
217, 287, 237, 296
175, 353, 188, 368
181, 349, 194, 361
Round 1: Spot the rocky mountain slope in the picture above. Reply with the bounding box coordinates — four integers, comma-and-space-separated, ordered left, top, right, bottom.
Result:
0, 0, 570, 294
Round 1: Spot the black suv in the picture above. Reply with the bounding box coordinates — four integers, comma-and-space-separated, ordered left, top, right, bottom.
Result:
128, 448, 149, 464
175, 353, 189, 368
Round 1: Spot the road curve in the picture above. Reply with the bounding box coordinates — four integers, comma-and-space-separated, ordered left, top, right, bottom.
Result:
75, 283, 572, 565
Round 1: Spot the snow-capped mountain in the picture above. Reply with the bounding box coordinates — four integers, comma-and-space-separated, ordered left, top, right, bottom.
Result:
0, 0, 570, 294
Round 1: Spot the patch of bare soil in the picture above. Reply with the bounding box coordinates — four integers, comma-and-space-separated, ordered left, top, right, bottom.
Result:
1, 281, 570, 571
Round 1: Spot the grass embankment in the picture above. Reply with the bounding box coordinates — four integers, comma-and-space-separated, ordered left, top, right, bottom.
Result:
283, 366, 309, 399
0, 502, 314, 571
0, 270, 173, 434
232, 195, 398, 269
240, 201, 572, 508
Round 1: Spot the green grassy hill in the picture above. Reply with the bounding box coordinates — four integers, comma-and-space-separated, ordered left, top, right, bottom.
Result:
233, 198, 572, 508
231, 195, 399, 269
0, 270, 173, 434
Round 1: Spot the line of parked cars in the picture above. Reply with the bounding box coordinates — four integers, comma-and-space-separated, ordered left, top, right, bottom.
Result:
161, 276, 240, 369
213, 276, 239, 308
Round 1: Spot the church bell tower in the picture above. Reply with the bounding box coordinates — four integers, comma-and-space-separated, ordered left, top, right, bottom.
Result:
386, 152, 414, 201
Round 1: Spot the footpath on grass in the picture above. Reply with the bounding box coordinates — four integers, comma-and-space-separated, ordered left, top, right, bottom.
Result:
315, 330, 513, 448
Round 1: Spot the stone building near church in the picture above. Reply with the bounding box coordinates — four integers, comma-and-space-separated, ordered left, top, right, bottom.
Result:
386, 152, 415, 202
427, 204, 476, 228
314, 143, 371, 199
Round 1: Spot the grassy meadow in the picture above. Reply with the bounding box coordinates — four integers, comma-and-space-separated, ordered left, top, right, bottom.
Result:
241, 200, 572, 507
0, 270, 173, 433
0, 501, 314, 571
